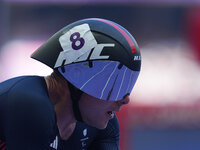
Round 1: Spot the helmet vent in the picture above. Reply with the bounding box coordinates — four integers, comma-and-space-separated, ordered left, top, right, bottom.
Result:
87, 47, 94, 68
118, 63, 123, 70
89, 61, 93, 68
61, 59, 66, 73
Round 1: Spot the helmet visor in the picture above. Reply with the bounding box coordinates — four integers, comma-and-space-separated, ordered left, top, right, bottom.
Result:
58, 61, 139, 101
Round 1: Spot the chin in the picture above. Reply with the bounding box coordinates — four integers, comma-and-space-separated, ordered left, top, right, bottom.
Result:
83, 116, 109, 129
86, 120, 108, 129
94, 122, 108, 129
97, 125, 107, 130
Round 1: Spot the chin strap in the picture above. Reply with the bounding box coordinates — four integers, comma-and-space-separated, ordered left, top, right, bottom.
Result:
67, 81, 84, 122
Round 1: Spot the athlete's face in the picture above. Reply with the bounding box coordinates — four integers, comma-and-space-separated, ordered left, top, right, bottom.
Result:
79, 93, 130, 129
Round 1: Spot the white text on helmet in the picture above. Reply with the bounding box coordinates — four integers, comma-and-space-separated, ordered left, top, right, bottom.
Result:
74, 43, 115, 63
134, 56, 141, 61
54, 23, 115, 68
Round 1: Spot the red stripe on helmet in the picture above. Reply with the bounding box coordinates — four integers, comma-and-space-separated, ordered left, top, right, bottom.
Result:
90, 18, 137, 54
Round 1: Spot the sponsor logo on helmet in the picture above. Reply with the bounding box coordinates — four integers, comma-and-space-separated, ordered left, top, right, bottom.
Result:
134, 56, 141, 61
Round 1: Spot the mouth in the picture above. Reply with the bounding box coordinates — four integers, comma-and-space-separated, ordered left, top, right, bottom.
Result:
107, 111, 114, 119
107, 111, 113, 115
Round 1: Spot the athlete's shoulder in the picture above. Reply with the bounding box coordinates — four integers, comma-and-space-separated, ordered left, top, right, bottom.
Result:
1, 76, 54, 118
0, 76, 46, 94
0, 76, 25, 95
0, 76, 57, 149
2, 76, 56, 133
2, 76, 47, 100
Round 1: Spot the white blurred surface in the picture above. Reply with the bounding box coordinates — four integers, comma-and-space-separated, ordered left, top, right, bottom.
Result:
1, 39, 200, 105
0, 40, 53, 82
132, 40, 200, 105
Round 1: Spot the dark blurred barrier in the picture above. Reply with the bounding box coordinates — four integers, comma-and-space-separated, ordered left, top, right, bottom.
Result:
0, 0, 5, 46
1, 4, 185, 44
3, 0, 200, 4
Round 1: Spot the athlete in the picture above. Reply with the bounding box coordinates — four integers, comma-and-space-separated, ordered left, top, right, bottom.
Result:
0, 18, 141, 150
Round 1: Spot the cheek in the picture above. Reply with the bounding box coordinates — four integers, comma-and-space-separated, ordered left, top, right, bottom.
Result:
80, 104, 104, 119
78, 97, 96, 120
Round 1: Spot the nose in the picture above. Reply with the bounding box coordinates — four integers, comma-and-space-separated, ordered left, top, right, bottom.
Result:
116, 95, 130, 109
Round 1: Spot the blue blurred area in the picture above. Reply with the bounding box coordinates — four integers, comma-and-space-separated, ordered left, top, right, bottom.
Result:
132, 129, 200, 150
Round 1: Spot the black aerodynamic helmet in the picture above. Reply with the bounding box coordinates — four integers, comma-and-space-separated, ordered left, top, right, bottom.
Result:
31, 18, 141, 101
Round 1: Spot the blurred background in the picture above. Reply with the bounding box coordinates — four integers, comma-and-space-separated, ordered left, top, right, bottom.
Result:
1, 0, 200, 149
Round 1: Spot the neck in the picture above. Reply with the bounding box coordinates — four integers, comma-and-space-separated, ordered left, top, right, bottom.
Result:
45, 73, 77, 140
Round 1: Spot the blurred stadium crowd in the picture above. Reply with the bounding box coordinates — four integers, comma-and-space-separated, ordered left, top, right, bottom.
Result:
0, 0, 200, 149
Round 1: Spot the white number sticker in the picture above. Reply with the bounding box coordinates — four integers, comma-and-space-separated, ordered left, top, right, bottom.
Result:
54, 24, 97, 68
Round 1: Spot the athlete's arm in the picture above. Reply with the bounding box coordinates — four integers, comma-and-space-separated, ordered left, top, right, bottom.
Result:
87, 114, 120, 150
